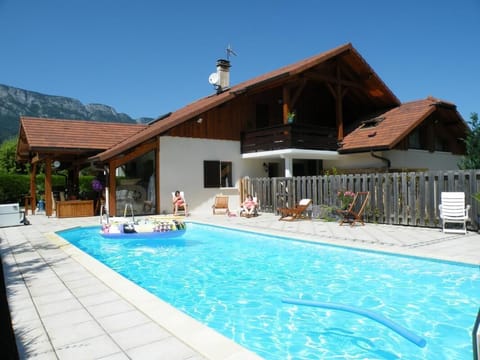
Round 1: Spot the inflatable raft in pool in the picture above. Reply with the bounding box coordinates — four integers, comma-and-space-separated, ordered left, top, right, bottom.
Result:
100, 217, 186, 238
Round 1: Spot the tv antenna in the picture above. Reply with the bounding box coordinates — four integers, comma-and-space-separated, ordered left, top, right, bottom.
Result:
226, 44, 237, 60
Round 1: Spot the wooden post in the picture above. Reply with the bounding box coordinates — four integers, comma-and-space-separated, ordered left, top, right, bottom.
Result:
282, 86, 290, 124
336, 64, 344, 141
29, 163, 37, 215
45, 158, 53, 216
72, 165, 80, 196
155, 150, 160, 214
336, 86, 343, 141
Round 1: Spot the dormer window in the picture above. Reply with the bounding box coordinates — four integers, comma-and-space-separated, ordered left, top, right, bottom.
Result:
360, 116, 384, 129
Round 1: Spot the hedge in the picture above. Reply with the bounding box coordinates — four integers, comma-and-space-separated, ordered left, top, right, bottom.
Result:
0, 174, 97, 204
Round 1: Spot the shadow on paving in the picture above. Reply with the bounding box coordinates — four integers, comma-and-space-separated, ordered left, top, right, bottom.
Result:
0, 240, 20, 360
1, 235, 69, 359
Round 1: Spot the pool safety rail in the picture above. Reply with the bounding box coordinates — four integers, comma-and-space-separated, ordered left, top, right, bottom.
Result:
473, 307, 480, 360
282, 298, 427, 348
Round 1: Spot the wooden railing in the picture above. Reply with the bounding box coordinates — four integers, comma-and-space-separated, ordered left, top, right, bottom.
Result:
241, 124, 338, 153
241, 170, 480, 230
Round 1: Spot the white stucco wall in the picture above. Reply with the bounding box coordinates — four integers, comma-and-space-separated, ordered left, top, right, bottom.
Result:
324, 150, 462, 171
158, 136, 266, 214
323, 153, 385, 170
156, 138, 462, 214
386, 150, 462, 170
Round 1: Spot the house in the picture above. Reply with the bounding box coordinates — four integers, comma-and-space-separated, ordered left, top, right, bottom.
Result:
338, 96, 467, 172
16, 43, 468, 217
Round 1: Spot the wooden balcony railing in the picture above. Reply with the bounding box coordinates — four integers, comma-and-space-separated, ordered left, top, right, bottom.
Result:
241, 124, 339, 154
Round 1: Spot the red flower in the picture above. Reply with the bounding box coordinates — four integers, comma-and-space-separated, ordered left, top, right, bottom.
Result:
338, 190, 355, 209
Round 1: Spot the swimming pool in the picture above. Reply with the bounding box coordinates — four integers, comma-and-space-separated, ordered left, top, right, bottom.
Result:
57, 222, 480, 359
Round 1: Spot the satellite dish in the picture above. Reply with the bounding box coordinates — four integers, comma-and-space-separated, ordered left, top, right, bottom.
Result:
53, 160, 61, 168
208, 72, 219, 85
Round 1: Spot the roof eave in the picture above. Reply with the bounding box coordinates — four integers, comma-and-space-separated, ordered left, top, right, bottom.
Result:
338, 145, 390, 154
348, 46, 400, 106
92, 91, 236, 162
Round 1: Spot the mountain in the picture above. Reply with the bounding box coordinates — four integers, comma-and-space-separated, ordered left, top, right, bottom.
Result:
0, 84, 153, 144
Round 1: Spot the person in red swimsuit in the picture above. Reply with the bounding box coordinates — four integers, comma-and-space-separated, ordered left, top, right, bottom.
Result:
241, 194, 257, 217
173, 190, 188, 216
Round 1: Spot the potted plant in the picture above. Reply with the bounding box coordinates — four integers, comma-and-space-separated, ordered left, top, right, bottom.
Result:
472, 192, 480, 203
287, 111, 296, 124
337, 190, 355, 210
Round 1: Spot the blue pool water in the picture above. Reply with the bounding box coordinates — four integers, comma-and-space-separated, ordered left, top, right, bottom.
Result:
57, 223, 480, 359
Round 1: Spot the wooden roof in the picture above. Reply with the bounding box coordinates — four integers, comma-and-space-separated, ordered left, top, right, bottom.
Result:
16, 117, 147, 162
19, 44, 465, 163
93, 43, 400, 161
339, 97, 468, 153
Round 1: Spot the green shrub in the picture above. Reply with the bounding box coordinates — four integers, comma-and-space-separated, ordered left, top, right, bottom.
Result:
79, 176, 95, 194
0, 174, 97, 204
0, 174, 30, 203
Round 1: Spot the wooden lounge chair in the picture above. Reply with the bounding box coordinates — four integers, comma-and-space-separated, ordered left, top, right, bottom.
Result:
212, 195, 229, 215
439, 192, 470, 234
337, 191, 370, 226
278, 198, 312, 221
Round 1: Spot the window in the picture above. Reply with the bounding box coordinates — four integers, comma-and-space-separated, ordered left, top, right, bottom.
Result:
435, 137, 448, 152
204, 161, 233, 188
360, 116, 384, 129
115, 150, 156, 215
408, 129, 421, 149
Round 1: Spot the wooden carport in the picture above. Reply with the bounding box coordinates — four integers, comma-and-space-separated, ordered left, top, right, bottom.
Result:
16, 117, 147, 217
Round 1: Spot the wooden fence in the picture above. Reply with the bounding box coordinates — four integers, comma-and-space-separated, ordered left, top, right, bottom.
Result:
242, 170, 480, 230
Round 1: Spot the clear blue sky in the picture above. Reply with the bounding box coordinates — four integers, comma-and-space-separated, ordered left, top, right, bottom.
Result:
1, 0, 478, 122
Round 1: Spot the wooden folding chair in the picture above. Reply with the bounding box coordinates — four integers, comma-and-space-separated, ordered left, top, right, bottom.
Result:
337, 191, 370, 226
278, 199, 312, 221
212, 195, 229, 215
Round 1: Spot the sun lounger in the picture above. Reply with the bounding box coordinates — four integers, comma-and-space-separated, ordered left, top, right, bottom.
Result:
212, 195, 229, 215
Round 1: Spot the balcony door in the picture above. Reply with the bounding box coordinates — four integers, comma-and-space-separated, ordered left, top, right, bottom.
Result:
256, 104, 269, 129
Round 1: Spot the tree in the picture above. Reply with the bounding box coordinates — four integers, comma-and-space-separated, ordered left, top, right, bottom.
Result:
458, 112, 480, 170
0, 138, 20, 174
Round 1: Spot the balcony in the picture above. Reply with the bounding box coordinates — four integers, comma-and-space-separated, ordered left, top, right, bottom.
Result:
241, 123, 339, 154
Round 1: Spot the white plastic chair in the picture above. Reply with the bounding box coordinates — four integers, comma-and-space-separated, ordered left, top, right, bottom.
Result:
439, 192, 470, 234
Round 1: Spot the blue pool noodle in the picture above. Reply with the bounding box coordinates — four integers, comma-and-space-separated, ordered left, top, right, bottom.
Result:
281, 298, 427, 348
